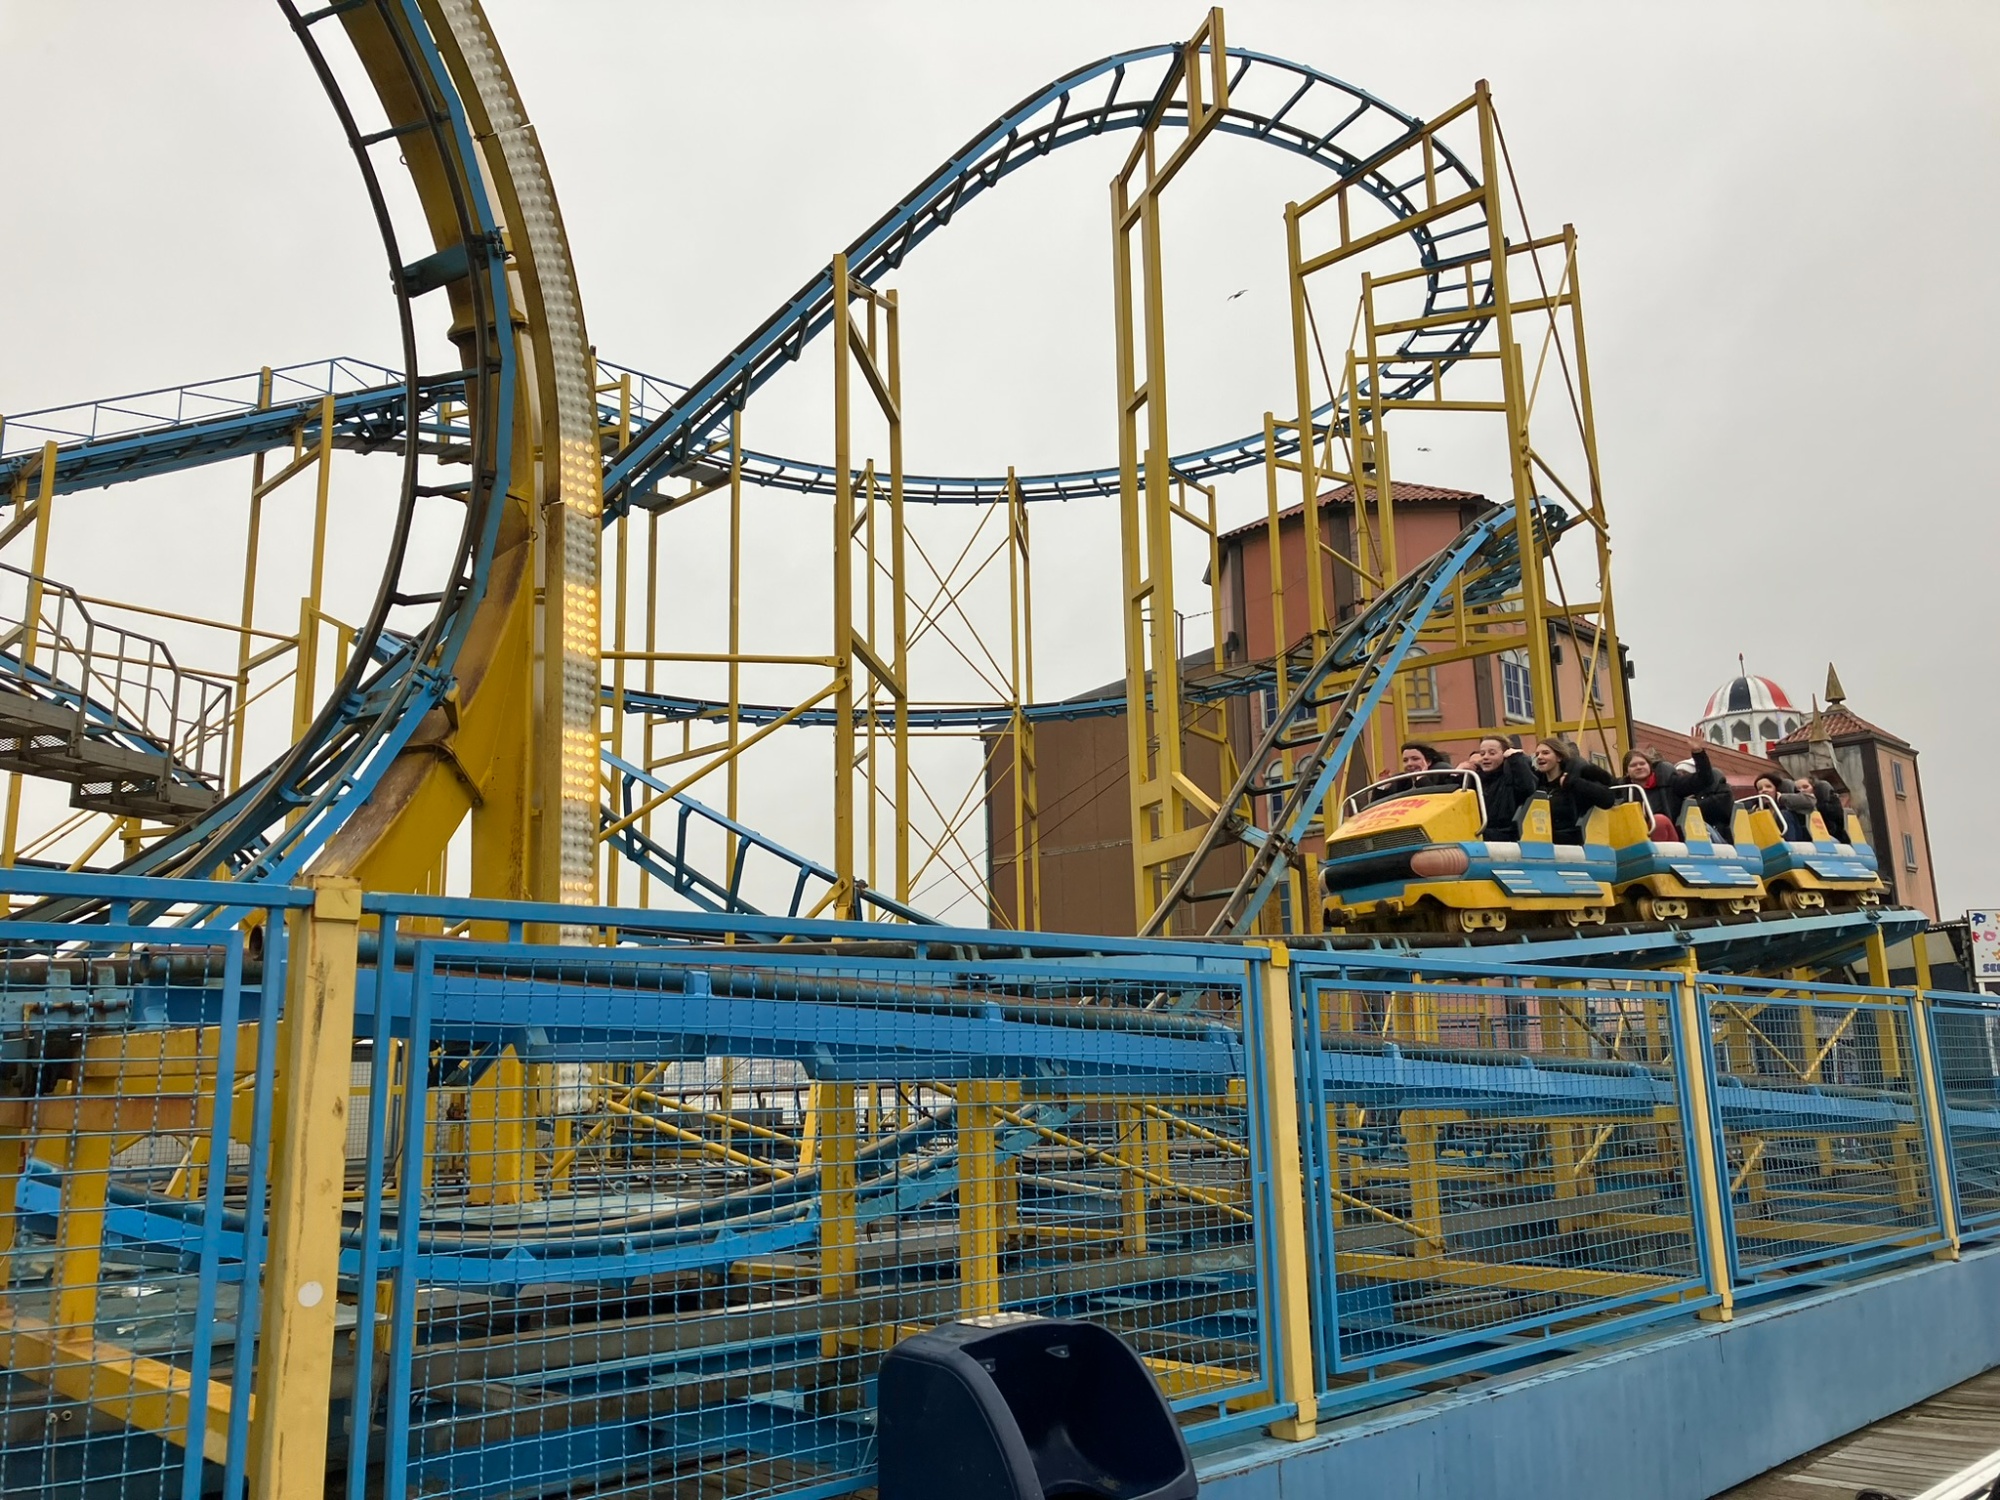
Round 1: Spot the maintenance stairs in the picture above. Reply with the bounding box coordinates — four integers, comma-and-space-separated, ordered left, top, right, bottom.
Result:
0, 563, 228, 820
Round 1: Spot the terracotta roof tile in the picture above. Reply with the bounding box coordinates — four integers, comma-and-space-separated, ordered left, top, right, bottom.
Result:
1772, 705, 1912, 752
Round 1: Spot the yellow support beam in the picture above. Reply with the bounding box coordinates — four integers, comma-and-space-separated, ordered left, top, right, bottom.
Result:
248, 877, 361, 1498
957, 1080, 1004, 1317
1254, 944, 1318, 1441
0, 1309, 237, 1465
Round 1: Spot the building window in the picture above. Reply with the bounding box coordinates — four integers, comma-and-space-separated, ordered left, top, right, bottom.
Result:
1731, 721, 1751, 742
1758, 717, 1779, 742
1500, 650, 1532, 723
1405, 650, 1440, 720
1256, 687, 1279, 734
1708, 725, 1724, 745
1892, 760, 1907, 798
1902, 832, 1918, 870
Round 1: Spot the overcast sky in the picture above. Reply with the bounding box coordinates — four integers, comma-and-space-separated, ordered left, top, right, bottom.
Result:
3, 3, 1996, 919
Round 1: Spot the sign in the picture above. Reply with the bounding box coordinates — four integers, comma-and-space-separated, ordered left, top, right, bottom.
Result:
1968, 909, 2000, 990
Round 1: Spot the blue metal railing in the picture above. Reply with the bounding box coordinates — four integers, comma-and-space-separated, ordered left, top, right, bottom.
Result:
0, 867, 1995, 1500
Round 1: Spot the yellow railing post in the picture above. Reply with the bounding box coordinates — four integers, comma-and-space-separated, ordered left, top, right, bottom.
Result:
1253, 943, 1318, 1441
1674, 952, 1735, 1322
817, 1080, 858, 1357
1907, 937, 1962, 1260
957, 1080, 1003, 1317
248, 877, 362, 1498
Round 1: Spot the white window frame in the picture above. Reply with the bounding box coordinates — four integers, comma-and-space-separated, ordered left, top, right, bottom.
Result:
1892, 760, 1907, 798
1499, 649, 1532, 724
1405, 648, 1441, 721
1903, 831, 1918, 870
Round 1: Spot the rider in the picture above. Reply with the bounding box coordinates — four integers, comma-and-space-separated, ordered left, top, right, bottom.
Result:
1531, 739, 1618, 845
1619, 744, 1720, 842
1457, 734, 1537, 841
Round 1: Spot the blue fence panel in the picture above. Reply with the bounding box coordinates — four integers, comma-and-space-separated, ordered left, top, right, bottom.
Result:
344, 911, 1277, 1500
1290, 958, 1708, 1412
0, 884, 295, 1500
1698, 978, 1946, 1292
1924, 991, 2000, 1238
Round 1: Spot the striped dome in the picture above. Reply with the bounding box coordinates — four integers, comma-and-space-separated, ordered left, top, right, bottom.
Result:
1694, 673, 1803, 752
1700, 674, 1795, 721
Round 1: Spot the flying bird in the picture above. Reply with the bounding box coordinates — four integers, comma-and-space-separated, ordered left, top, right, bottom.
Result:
1226, 288, 1246, 300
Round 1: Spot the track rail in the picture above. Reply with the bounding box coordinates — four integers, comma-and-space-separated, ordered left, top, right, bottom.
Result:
4, 45, 1491, 509
3, 23, 1503, 913
1142, 502, 1567, 938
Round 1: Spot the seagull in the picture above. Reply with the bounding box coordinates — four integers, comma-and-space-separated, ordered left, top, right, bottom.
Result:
1226, 288, 1246, 300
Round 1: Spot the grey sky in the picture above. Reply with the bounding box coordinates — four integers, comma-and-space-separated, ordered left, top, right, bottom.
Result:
3, 3, 1996, 918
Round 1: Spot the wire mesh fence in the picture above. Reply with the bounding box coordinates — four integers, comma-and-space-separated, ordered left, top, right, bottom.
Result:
1926, 993, 2000, 1234
3, 864, 1997, 1500
345, 914, 1275, 1500
0, 902, 288, 1500
1291, 961, 1707, 1408
1698, 979, 1946, 1287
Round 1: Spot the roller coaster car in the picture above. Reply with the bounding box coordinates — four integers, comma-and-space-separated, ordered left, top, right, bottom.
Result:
1601, 787, 1766, 922
1317, 770, 1613, 934
1729, 794, 1885, 912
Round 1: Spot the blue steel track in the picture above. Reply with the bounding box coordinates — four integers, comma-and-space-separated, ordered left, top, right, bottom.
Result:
0, 35, 1506, 912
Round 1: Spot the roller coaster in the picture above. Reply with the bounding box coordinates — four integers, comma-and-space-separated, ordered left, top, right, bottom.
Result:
0, 7, 1987, 1500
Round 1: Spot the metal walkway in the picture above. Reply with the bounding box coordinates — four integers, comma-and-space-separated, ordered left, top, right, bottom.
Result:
1723, 1366, 2000, 1499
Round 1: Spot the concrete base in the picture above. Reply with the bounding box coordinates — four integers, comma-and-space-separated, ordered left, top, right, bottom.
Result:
1198, 1245, 2000, 1499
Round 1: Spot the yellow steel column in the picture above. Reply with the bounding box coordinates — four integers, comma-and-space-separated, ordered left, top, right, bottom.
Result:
958, 1080, 1003, 1316
605, 493, 629, 907
0, 1128, 21, 1259
1252, 944, 1318, 1439
1675, 953, 1735, 1321
290, 394, 337, 749
1403, 1112, 1445, 1250
248, 877, 362, 1497
1865, 929, 1906, 1078
817, 1080, 858, 1354
1863, 930, 1924, 1235
1005, 469, 1042, 930
1119, 1101, 1151, 1253
886, 289, 910, 906
831, 253, 859, 919
1561, 227, 1632, 753
465, 1049, 536, 1207
726, 410, 745, 885
1907, 939, 1961, 1259
1110, 11, 1227, 934
1, 442, 58, 871
51, 1113, 114, 1334
231, 367, 275, 793
1475, 85, 1558, 736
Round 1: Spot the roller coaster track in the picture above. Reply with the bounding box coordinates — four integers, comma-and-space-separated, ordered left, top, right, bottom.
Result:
1142, 502, 1568, 938
3, 44, 1492, 513
2, 23, 1505, 914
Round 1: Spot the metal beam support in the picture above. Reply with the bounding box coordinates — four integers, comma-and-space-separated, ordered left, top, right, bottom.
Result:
1112, 8, 1228, 934
248, 876, 361, 1498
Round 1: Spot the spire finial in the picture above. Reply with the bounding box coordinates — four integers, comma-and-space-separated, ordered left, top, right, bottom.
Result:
1737, 652, 1747, 679
1825, 662, 1846, 707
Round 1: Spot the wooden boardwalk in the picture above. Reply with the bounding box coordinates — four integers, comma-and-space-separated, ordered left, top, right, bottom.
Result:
1720, 1365, 2000, 1498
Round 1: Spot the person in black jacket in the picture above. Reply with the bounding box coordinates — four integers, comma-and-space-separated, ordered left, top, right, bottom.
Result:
1356, 742, 1461, 808
1531, 739, 1617, 845
1616, 748, 1728, 848
1457, 734, 1537, 841
1753, 772, 1815, 842
1794, 776, 1849, 843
